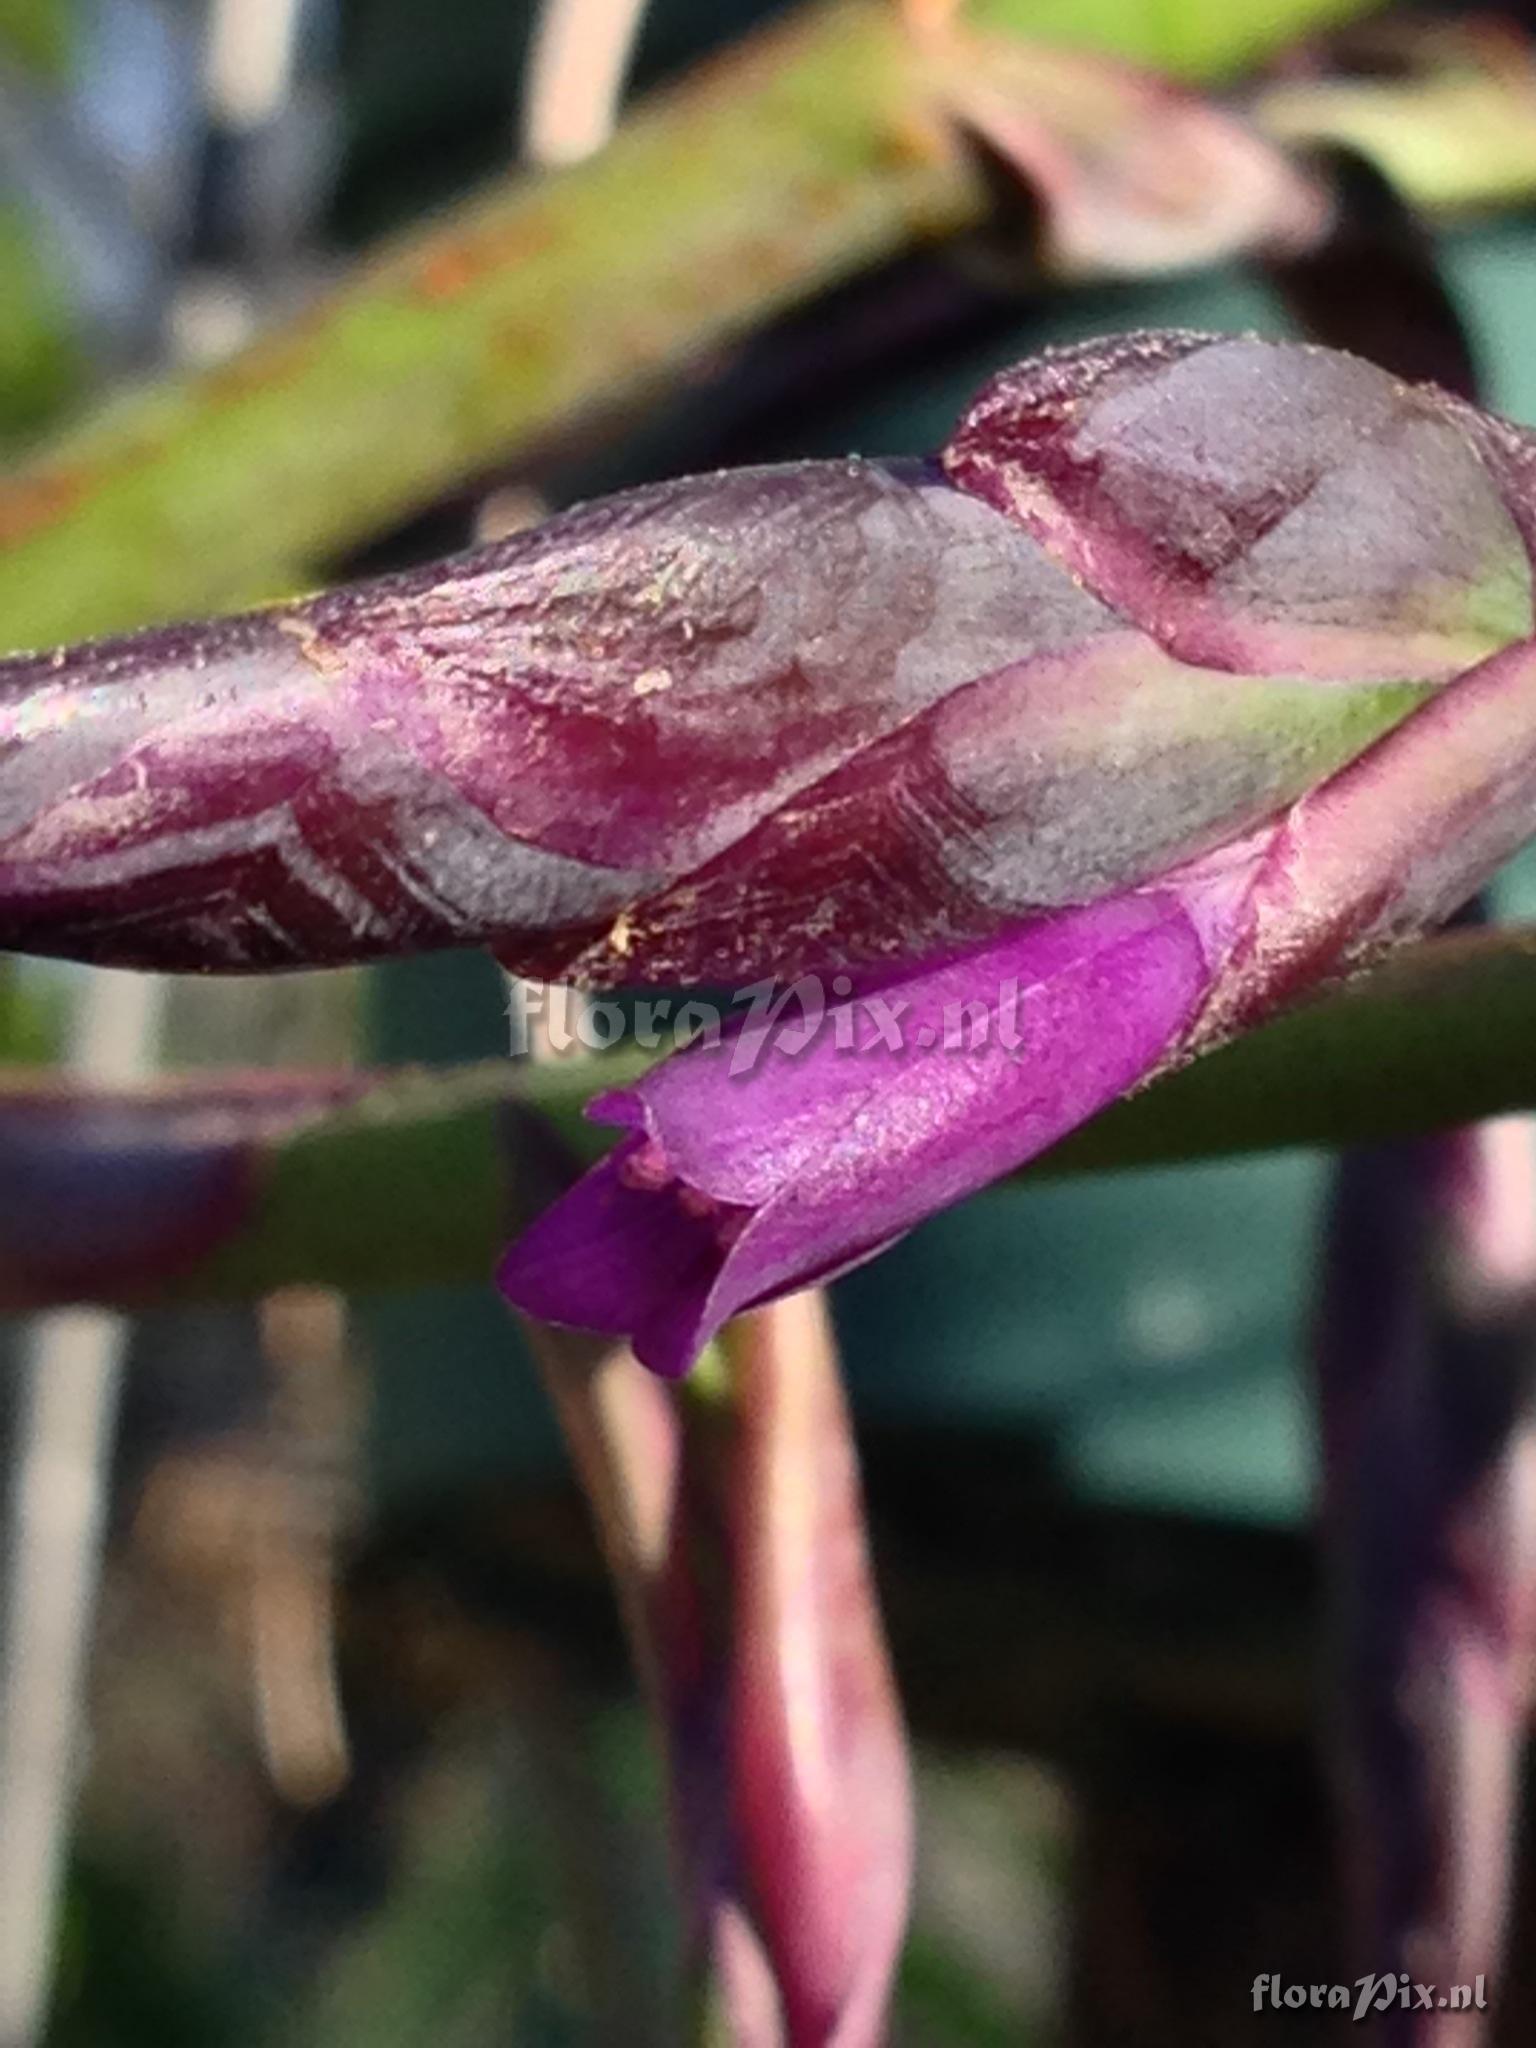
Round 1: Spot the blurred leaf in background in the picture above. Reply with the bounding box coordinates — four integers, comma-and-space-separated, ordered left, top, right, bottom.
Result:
0, 211, 80, 444
0, 0, 72, 77
967, 0, 1369, 78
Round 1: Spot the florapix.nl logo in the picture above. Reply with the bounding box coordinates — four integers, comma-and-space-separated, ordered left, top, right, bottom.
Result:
1251, 1974, 1489, 2022
511, 974, 1032, 1077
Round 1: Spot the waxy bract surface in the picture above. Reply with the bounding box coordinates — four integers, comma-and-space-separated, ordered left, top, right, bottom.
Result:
3, 332, 1526, 982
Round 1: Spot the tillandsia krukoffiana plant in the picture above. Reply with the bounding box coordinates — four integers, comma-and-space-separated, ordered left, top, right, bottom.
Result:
13, 323, 1536, 2041
7, 329, 1536, 1376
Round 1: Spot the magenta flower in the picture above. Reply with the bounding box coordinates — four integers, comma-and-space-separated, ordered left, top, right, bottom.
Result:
500, 874, 1258, 1375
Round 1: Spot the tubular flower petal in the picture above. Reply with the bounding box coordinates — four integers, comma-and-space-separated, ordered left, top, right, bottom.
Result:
500, 859, 1258, 1376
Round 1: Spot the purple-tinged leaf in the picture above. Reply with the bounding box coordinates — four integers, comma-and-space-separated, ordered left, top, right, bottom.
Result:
0, 1072, 361, 1305
925, 26, 1328, 279
1317, 1120, 1536, 2036
725, 1291, 911, 2048
520, 1293, 909, 2045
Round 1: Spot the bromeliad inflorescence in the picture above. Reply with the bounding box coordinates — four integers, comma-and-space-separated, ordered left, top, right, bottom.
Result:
6, 332, 1536, 1370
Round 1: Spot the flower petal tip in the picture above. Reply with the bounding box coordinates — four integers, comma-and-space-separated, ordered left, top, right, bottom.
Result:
495, 1137, 733, 1378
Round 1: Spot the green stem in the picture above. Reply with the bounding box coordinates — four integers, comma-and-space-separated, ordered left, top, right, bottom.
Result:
0, 1, 968, 647
0, 0, 1383, 652
8, 924, 1536, 1307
